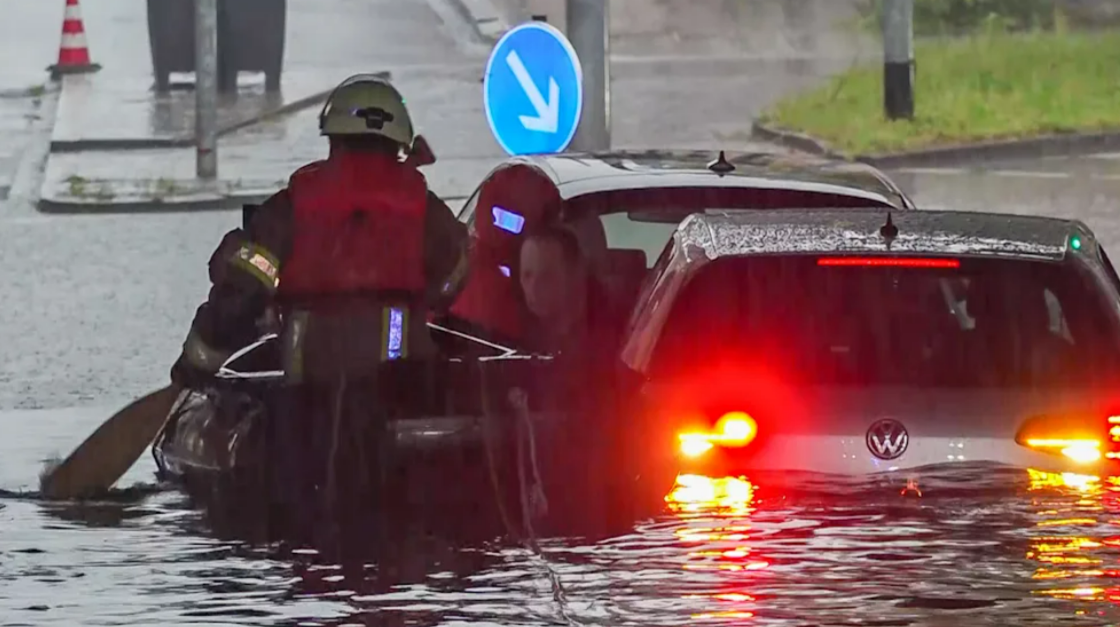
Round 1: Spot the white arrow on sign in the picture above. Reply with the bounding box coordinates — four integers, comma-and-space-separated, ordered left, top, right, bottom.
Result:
505, 49, 559, 134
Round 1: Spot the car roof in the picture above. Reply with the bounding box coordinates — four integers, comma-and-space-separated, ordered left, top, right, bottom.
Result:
504, 149, 913, 208
673, 208, 1094, 262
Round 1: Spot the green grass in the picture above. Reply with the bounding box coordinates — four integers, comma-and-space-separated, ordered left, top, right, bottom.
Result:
759, 30, 1120, 156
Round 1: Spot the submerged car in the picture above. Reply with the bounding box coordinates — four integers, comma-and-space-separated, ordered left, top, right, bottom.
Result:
149, 150, 919, 542
636, 208, 1120, 477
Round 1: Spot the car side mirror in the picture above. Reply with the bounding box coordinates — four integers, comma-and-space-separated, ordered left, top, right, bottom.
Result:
407, 134, 437, 167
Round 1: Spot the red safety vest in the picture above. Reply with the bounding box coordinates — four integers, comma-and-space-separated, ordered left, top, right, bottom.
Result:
279, 151, 428, 300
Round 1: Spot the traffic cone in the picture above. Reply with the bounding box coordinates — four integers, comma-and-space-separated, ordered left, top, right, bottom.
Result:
48, 0, 101, 79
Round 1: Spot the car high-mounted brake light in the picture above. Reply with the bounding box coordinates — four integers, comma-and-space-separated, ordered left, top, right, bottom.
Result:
817, 257, 961, 269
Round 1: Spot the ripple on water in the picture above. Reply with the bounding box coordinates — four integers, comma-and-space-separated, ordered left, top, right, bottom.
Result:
3, 466, 1120, 625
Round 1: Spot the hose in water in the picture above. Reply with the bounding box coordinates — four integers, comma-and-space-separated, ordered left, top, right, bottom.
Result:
480, 363, 520, 540
480, 361, 578, 626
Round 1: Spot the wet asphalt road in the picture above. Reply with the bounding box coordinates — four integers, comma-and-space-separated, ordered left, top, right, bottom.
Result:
4, 0, 1120, 624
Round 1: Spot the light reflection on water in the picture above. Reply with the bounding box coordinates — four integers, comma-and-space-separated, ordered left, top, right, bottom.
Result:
6, 468, 1120, 624
1027, 470, 1120, 616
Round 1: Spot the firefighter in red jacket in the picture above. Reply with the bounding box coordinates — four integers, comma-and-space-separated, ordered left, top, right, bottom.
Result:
171, 74, 464, 388
168, 75, 465, 539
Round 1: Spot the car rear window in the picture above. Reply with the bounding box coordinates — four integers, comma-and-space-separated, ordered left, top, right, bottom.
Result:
649, 255, 1120, 388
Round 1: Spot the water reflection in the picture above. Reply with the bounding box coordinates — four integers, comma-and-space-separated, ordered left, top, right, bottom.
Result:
1027, 469, 1120, 618
662, 470, 1120, 624
12, 468, 1120, 624
666, 474, 764, 622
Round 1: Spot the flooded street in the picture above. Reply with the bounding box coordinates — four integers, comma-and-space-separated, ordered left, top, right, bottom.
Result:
5, 0, 1120, 624
7, 163, 1120, 624
6, 459, 1120, 624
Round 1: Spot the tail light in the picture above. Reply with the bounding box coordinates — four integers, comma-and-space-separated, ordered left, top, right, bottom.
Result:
1016, 415, 1120, 465
1109, 416, 1120, 459
678, 412, 758, 458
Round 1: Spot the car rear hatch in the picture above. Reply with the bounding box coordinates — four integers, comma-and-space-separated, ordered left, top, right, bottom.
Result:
640, 247, 1120, 478
665, 384, 1120, 475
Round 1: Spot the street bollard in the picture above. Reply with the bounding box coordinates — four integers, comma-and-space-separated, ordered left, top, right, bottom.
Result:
195, 0, 218, 179
566, 0, 610, 151
882, 0, 914, 121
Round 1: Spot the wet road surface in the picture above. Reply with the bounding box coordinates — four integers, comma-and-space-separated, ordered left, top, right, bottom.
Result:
5, 0, 1120, 624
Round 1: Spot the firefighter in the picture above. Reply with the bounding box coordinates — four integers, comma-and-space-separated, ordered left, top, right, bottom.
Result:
168, 74, 466, 541
171, 73, 464, 387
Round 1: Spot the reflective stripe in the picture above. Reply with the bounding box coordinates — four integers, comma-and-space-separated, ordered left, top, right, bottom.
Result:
183, 328, 232, 373
382, 306, 409, 361
230, 243, 281, 292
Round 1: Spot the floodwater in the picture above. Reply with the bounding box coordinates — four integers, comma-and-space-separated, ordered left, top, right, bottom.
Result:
5, 155, 1120, 625
5, 440, 1120, 626
4, 1, 1120, 612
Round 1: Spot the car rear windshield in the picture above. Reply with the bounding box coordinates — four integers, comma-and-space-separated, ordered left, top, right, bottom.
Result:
650, 255, 1120, 388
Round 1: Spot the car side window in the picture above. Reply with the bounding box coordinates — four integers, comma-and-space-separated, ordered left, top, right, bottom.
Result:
599, 212, 678, 267
626, 240, 673, 331
620, 242, 691, 373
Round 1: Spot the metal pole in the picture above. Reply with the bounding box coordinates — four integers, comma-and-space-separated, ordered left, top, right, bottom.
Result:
882, 0, 914, 121
567, 0, 610, 151
195, 0, 218, 179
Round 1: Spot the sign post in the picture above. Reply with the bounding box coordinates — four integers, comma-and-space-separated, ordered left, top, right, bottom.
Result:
567, 0, 609, 151
483, 22, 583, 156
883, 0, 914, 121
195, 0, 218, 179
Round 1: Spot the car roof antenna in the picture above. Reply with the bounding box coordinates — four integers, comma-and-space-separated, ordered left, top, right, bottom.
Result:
879, 212, 898, 250
707, 150, 735, 177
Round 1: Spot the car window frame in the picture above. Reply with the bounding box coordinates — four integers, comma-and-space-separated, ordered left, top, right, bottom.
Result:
1098, 246, 1120, 293
457, 186, 482, 224
620, 238, 696, 373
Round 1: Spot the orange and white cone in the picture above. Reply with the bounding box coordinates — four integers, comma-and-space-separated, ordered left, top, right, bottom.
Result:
48, 0, 101, 78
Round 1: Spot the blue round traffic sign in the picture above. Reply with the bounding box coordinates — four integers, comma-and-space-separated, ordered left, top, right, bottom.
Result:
483, 21, 583, 156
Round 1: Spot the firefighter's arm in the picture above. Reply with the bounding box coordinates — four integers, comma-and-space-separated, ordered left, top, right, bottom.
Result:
171, 190, 294, 386
422, 189, 467, 309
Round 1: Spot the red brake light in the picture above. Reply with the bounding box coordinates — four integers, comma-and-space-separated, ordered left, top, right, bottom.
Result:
816, 257, 960, 269
679, 412, 758, 458
1108, 416, 1120, 460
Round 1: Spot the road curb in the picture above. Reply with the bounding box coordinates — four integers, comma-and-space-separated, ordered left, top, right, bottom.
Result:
50, 137, 194, 152
444, 0, 510, 42
750, 120, 1120, 169
47, 72, 391, 154
36, 188, 277, 215
749, 121, 847, 160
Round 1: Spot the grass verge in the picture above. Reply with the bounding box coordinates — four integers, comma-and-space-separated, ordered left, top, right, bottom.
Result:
759, 30, 1120, 156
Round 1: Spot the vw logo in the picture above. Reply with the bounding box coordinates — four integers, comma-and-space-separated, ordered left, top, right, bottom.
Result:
866, 419, 909, 460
